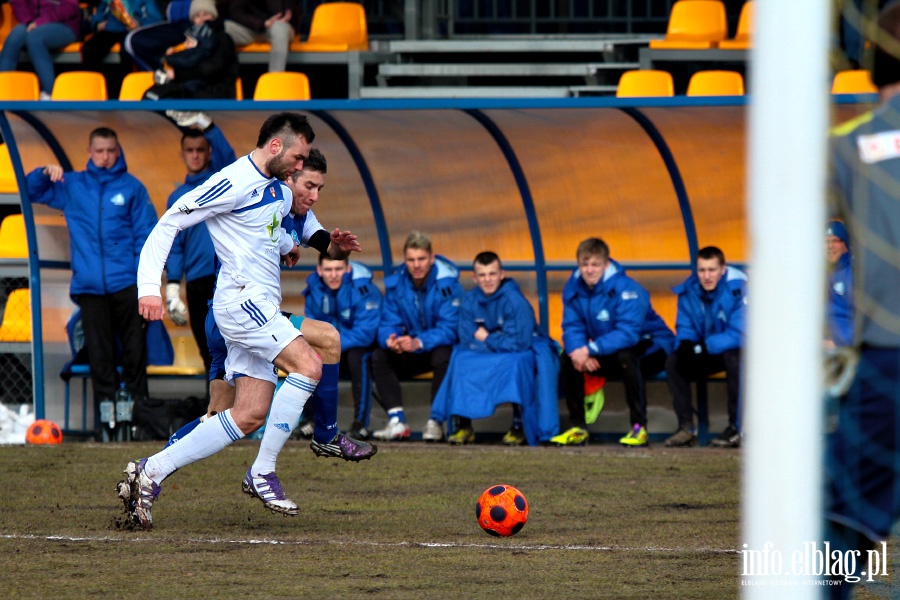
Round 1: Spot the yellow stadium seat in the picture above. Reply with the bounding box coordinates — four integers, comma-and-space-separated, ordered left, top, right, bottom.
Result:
0, 288, 31, 342
686, 70, 744, 96
146, 334, 205, 376
649, 0, 727, 50
832, 69, 878, 94
292, 2, 368, 52
616, 70, 675, 98
0, 144, 18, 193
253, 72, 311, 100
719, 1, 753, 50
0, 214, 27, 259
51, 71, 108, 100
0, 72, 39, 100
119, 71, 155, 100
236, 77, 244, 100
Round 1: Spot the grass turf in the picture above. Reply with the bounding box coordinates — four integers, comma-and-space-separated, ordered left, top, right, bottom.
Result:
2, 440, 746, 598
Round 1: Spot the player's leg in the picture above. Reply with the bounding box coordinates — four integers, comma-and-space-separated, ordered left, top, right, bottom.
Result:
371, 349, 412, 440
345, 347, 371, 438
614, 346, 650, 447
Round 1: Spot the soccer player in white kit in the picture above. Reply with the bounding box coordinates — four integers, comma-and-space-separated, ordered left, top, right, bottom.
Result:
122, 113, 334, 529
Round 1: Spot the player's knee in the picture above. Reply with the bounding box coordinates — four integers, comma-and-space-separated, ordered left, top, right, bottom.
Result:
319, 324, 341, 363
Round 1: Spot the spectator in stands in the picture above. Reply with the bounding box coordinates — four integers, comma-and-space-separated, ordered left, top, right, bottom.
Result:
430, 251, 560, 446
124, 0, 195, 71
555, 237, 674, 447
82, 0, 162, 72
663, 246, 746, 448
223, 0, 301, 72
303, 255, 382, 440
825, 4, 900, 592
25, 127, 158, 436
0, 0, 81, 99
143, 0, 238, 100
164, 116, 236, 380
371, 231, 464, 442
825, 220, 853, 349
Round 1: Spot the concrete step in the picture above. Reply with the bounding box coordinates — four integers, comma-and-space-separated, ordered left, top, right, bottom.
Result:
377, 62, 638, 78
388, 36, 659, 54
359, 86, 572, 99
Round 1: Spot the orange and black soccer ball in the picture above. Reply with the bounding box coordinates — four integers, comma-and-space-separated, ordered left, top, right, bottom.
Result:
26, 419, 62, 445
476, 484, 529, 537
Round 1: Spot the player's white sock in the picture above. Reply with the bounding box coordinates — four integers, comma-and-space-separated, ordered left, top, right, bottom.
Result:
251, 373, 318, 476
145, 410, 244, 484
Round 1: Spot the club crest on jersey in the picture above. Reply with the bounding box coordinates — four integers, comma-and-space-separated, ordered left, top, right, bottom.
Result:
291, 230, 301, 245
596, 309, 610, 321
269, 186, 277, 197
110, 193, 125, 206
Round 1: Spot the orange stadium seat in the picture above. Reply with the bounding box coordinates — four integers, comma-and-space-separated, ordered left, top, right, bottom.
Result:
119, 71, 155, 100
0, 144, 18, 193
253, 72, 311, 100
686, 70, 744, 96
0, 3, 16, 45
832, 69, 878, 94
51, 71, 108, 100
719, 1, 754, 50
0, 288, 31, 342
0, 214, 28, 259
291, 2, 368, 52
616, 70, 675, 97
0, 71, 39, 100
649, 0, 728, 50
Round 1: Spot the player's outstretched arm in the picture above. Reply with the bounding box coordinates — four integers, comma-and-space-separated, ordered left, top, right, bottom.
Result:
327, 228, 361, 261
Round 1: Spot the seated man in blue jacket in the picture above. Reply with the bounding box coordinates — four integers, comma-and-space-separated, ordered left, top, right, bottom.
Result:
664, 246, 747, 448
430, 251, 560, 446
303, 255, 383, 440
26, 127, 158, 437
556, 237, 675, 447
371, 231, 465, 442
164, 122, 236, 379
826, 220, 853, 349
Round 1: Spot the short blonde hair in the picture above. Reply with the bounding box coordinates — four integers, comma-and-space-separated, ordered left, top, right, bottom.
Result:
404, 231, 432, 254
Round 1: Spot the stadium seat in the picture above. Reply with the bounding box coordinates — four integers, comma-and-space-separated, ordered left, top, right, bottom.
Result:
236, 77, 244, 100
686, 70, 744, 96
831, 69, 878, 94
0, 72, 39, 100
648, 0, 728, 50
616, 70, 675, 97
51, 71, 108, 100
119, 71, 155, 100
0, 289, 31, 342
0, 145, 17, 193
146, 334, 205, 377
0, 214, 27, 259
719, 1, 754, 50
292, 2, 369, 52
253, 72, 311, 100
0, 3, 16, 46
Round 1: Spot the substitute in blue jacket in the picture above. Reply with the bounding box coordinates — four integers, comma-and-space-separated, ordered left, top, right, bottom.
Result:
303, 255, 382, 439
826, 220, 853, 348
26, 127, 158, 433
372, 231, 464, 442
556, 237, 675, 447
663, 246, 747, 449
164, 122, 236, 375
430, 251, 560, 446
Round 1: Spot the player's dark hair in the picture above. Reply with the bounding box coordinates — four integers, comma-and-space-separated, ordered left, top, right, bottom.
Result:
180, 128, 208, 147
301, 148, 327, 174
576, 238, 609, 261
473, 251, 502, 269
256, 112, 315, 149
89, 127, 118, 145
318, 252, 348, 265
697, 246, 726, 265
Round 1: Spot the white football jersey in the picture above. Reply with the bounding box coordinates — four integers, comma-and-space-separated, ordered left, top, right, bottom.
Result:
138, 154, 295, 307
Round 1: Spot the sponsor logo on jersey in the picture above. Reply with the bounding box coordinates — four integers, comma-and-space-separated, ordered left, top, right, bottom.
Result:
621, 290, 638, 300
250, 188, 259, 198
178, 204, 193, 215
266, 212, 281, 243
596, 309, 610, 321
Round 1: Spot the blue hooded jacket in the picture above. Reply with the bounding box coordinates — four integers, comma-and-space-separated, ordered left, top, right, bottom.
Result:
303, 260, 383, 351
26, 151, 158, 297
828, 251, 853, 347
165, 126, 236, 283
378, 255, 464, 351
431, 276, 561, 445
562, 259, 674, 357
672, 266, 748, 355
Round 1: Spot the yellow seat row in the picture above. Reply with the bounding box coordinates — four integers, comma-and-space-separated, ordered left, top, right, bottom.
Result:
649, 0, 752, 51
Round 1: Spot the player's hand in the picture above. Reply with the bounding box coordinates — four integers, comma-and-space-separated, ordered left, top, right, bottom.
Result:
569, 346, 591, 371
139, 295, 165, 321
583, 357, 600, 372
386, 333, 402, 353
282, 244, 301, 267
43, 165, 64, 182
474, 326, 489, 342
330, 228, 362, 254
165, 283, 188, 326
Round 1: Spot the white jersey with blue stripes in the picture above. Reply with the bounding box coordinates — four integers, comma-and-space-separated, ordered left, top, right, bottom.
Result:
137, 154, 295, 307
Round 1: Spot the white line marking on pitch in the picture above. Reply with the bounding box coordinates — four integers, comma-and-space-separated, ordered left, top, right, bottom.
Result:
0, 533, 737, 554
